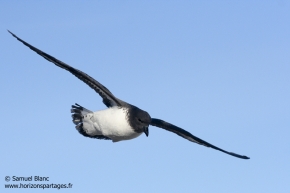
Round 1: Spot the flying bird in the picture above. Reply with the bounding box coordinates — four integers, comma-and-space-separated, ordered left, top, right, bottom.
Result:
9, 30, 250, 159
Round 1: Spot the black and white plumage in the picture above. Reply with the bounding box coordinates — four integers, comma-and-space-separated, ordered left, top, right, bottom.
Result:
9, 30, 250, 159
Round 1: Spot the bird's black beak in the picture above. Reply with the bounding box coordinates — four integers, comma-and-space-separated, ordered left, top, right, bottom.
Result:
144, 127, 149, 137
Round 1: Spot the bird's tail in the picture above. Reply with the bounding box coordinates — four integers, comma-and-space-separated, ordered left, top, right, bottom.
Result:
71, 103, 93, 133
71, 103, 110, 140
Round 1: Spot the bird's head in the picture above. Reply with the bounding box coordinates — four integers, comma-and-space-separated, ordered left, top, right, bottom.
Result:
130, 106, 151, 137
137, 111, 151, 137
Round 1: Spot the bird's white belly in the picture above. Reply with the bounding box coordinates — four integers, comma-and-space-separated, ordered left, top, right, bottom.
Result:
83, 107, 141, 142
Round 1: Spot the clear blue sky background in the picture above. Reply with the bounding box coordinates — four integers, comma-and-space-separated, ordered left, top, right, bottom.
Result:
1, 1, 289, 192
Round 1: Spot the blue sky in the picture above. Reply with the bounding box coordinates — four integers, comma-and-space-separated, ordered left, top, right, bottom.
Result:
1, 1, 289, 192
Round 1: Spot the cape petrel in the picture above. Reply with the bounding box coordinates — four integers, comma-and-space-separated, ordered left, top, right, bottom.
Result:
9, 30, 249, 159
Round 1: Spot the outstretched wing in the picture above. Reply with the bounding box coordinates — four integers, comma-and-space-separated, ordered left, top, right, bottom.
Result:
150, 118, 250, 159
8, 30, 124, 108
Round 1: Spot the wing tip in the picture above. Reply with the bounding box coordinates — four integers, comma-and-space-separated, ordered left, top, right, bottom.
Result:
7, 30, 14, 37
228, 152, 250, 159
7, 30, 17, 38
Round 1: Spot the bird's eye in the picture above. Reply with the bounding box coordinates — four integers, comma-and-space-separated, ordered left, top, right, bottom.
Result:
138, 118, 143, 123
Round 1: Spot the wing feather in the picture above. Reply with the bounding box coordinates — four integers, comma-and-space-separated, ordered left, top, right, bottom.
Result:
8, 30, 123, 108
150, 118, 250, 159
